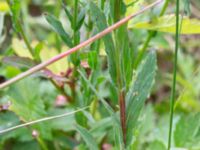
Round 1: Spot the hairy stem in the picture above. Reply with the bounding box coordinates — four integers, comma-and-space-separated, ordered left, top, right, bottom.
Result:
0, 0, 163, 89
168, 0, 180, 149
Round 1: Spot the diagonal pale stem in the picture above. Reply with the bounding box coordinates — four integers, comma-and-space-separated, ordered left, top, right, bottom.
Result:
0, 107, 88, 134
0, 0, 163, 89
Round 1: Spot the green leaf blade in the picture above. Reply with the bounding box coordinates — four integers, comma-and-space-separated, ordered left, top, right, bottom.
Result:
7, 78, 52, 140
89, 2, 117, 84
129, 15, 200, 34
9, 0, 21, 32
147, 140, 167, 150
75, 125, 98, 150
45, 14, 73, 47
126, 51, 157, 146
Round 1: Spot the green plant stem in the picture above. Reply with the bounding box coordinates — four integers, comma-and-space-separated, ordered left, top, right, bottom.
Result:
0, 107, 88, 134
18, 22, 35, 56
134, 31, 154, 67
6, 0, 34, 56
73, 0, 78, 45
0, 0, 162, 89
134, 0, 170, 68
71, 0, 79, 102
50, 78, 72, 102
160, 0, 170, 16
114, 0, 127, 145
101, 0, 105, 10
168, 0, 180, 149
37, 137, 49, 150
114, 0, 121, 22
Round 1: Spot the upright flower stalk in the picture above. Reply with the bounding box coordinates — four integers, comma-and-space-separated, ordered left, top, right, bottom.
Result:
168, 0, 180, 149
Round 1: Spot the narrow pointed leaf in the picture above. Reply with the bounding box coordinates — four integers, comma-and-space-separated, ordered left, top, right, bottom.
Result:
76, 9, 85, 31
89, 2, 117, 84
116, 25, 135, 87
45, 14, 73, 47
126, 51, 157, 146
9, 0, 21, 32
63, 6, 73, 24
75, 125, 98, 150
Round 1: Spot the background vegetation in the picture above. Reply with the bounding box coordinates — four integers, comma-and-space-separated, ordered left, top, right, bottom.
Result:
0, 0, 200, 150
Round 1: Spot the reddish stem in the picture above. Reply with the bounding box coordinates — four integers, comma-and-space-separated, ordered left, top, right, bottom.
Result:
119, 90, 126, 144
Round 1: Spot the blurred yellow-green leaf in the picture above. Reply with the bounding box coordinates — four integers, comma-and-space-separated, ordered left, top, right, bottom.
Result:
0, 1, 9, 12
12, 38, 71, 73
128, 15, 200, 34
125, 0, 144, 16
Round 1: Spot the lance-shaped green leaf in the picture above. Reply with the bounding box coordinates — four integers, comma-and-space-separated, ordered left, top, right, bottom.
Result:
89, 2, 117, 84
76, 9, 85, 31
45, 14, 73, 47
63, 6, 73, 24
9, 0, 21, 32
75, 125, 98, 150
116, 25, 135, 88
126, 51, 157, 146
128, 15, 200, 34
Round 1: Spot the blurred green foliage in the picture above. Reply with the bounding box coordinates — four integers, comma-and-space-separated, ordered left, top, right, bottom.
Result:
0, 0, 200, 149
